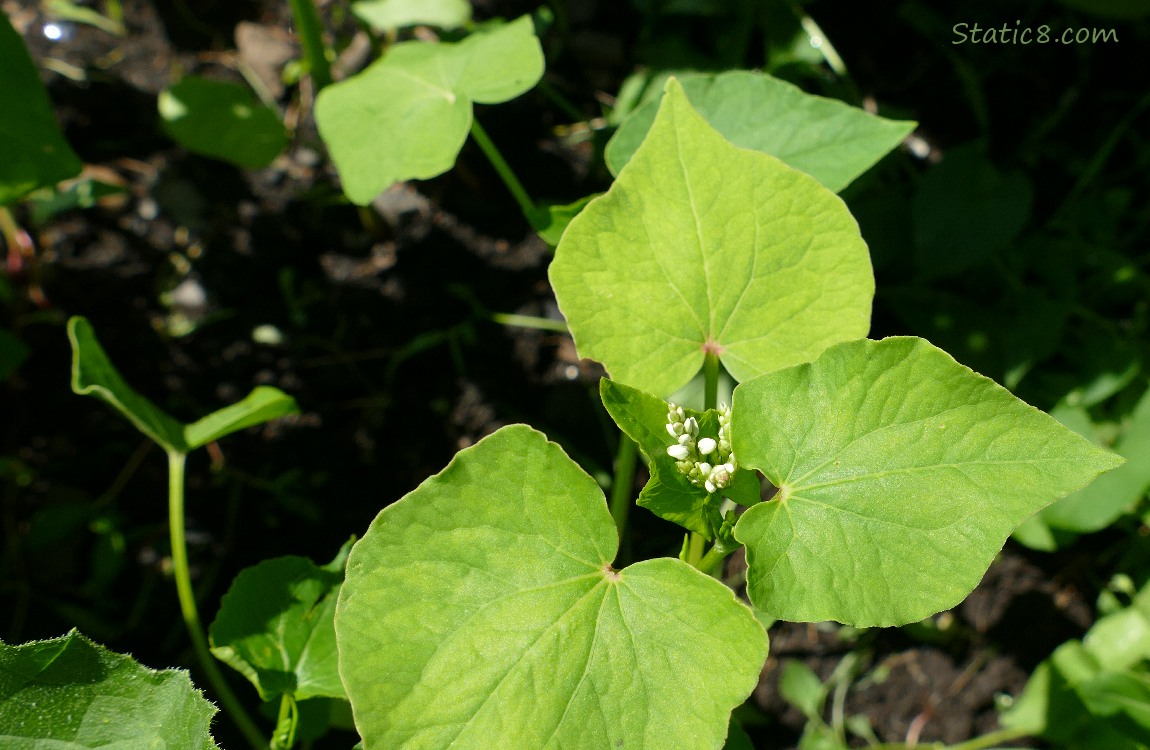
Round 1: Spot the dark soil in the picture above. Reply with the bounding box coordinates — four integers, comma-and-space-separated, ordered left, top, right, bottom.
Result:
2, 1, 1146, 748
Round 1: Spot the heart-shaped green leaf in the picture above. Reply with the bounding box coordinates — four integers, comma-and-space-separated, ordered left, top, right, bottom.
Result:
550, 78, 873, 397
0, 630, 219, 749
732, 336, 1122, 627
159, 76, 288, 169
0, 14, 83, 205
210, 543, 351, 702
336, 424, 767, 749
605, 71, 915, 192
315, 15, 543, 204
68, 316, 298, 454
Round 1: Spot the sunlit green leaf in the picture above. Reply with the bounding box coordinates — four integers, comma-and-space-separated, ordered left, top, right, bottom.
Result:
316, 16, 543, 204
551, 79, 873, 397
0, 630, 219, 749
732, 337, 1122, 626
605, 71, 915, 192
337, 425, 767, 749
159, 76, 288, 168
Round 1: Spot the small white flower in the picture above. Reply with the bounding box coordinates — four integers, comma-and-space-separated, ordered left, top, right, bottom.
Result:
704, 480, 716, 493
698, 462, 712, 475
667, 444, 690, 460
678, 433, 693, 446
697, 437, 717, 455
684, 417, 699, 437
666, 423, 681, 438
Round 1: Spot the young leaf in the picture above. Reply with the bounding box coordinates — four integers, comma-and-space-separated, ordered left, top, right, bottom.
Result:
185, 386, 299, 449
0, 13, 83, 205
600, 378, 758, 536
68, 316, 299, 453
68, 316, 188, 452
336, 424, 767, 749
605, 71, 915, 192
731, 336, 1123, 627
210, 545, 351, 702
159, 76, 288, 169
0, 630, 219, 749
779, 661, 826, 721
315, 15, 544, 204
550, 78, 873, 397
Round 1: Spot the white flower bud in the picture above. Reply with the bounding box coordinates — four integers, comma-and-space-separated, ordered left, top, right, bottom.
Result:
667, 444, 690, 460
697, 437, 717, 455
698, 462, 712, 475
678, 434, 693, 446
667, 422, 682, 438
704, 480, 717, 493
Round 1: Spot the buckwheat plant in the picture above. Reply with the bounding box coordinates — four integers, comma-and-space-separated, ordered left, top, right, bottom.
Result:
1, 70, 1126, 750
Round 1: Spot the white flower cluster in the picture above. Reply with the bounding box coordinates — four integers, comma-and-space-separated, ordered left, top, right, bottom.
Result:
665, 402, 736, 494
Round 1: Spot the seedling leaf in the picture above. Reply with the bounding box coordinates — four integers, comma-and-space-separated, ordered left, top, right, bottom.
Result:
0, 630, 219, 749
336, 424, 767, 749
159, 76, 288, 168
315, 15, 543, 204
551, 78, 873, 396
185, 386, 298, 449
0, 13, 83, 204
68, 316, 299, 454
210, 544, 351, 702
68, 316, 187, 452
605, 71, 915, 192
732, 337, 1123, 626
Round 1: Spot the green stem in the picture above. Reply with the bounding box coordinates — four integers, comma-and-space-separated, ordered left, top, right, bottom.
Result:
287, 0, 332, 91
270, 693, 299, 750
694, 543, 729, 574
608, 436, 638, 537
168, 451, 268, 750
469, 118, 536, 220
703, 351, 720, 411
490, 312, 568, 333
687, 351, 724, 567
